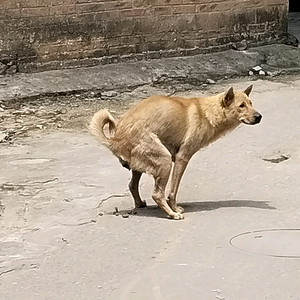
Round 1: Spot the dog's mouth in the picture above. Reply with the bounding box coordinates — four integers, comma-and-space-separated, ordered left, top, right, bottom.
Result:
240, 116, 262, 125
241, 119, 251, 125
241, 119, 257, 125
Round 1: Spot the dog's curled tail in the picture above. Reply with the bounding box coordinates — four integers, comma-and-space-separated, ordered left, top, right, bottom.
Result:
89, 109, 116, 147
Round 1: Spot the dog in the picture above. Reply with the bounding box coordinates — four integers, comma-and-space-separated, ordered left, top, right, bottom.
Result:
90, 85, 262, 220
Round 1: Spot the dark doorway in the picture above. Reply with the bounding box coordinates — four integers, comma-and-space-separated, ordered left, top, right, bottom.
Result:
289, 0, 300, 12
288, 1, 300, 41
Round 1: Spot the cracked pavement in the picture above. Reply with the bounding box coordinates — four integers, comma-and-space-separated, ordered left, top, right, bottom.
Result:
1, 77, 300, 299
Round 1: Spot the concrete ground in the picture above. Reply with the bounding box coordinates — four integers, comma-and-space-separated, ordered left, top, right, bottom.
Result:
1, 75, 300, 300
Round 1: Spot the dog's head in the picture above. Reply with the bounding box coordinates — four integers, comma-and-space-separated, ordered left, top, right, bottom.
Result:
222, 85, 262, 125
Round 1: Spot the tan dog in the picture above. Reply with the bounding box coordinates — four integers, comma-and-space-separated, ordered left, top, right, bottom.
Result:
90, 85, 262, 220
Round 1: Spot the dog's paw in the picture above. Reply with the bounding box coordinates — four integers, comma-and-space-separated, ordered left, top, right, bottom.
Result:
135, 200, 147, 208
168, 213, 184, 220
173, 205, 184, 213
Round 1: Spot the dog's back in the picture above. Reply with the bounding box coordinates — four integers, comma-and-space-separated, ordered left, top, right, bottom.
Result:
112, 96, 196, 155
109, 94, 234, 163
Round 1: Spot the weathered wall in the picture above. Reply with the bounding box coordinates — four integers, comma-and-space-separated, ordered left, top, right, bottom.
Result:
0, 0, 288, 72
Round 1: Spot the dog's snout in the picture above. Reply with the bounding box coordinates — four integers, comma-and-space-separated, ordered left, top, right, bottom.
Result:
253, 112, 262, 124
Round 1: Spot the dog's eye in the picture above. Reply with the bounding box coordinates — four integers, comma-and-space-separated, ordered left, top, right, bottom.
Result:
239, 103, 246, 108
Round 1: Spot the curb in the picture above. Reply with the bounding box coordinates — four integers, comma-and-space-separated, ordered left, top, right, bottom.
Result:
0, 44, 300, 102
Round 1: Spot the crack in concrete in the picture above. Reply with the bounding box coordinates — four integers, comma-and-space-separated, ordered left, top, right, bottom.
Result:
60, 219, 97, 227
0, 178, 58, 191
0, 263, 40, 277
18, 188, 43, 197
0, 202, 5, 217
24, 178, 59, 185
78, 181, 104, 188
95, 193, 129, 209
0, 268, 17, 276
0, 183, 24, 191
17, 202, 29, 222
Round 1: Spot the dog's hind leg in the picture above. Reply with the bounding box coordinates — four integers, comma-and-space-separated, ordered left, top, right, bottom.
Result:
129, 170, 147, 208
130, 134, 183, 219
168, 149, 193, 214
152, 157, 184, 220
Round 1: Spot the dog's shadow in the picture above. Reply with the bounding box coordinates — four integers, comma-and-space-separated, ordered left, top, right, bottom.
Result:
118, 199, 276, 219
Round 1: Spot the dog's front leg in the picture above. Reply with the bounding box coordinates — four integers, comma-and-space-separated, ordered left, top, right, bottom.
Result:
168, 150, 193, 213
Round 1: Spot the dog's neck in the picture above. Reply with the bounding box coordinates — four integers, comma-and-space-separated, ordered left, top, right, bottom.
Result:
199, 94, 238, 128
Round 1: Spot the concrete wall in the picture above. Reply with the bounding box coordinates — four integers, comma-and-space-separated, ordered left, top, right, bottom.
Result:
0, 0, 288, 72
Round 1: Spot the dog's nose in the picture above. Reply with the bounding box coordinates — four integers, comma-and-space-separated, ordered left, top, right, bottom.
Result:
254, 112, 262, 123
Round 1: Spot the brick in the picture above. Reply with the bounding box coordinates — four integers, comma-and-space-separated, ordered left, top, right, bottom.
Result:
50, 5, 77, 16
69, 12, 95, 23
21, 7, 50, 17
193, 12, 221, 31
105, 19, 136, 37
108, 45, 136, 56
105, 0, 132, 11
147, 31, 170, 40
37, 42, 66, 56
185, 39, 207, 48
133, 17, 157, 34
182, 0, 198, 3
89, 48, 109, 58
21, 0, 37, 8
35, 0, 49, 7
120, 35, 143, 46
105, 36, 122, 47
152, 6, 171, 15
3, 1, 27, 9
6, 8, 21, 17
157, 0, 182, 4
48, 0, 78, 5
264, 0, 285, 4
196, 0, 265, 12
119, 8, 145, 18
172, 4, 195, 14
76, 3, 105, 14
94, 11, 120, 20
132, 0, 155, 7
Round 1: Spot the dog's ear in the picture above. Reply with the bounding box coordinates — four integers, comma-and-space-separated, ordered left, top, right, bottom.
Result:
223, 87, 234, 106
244, 85, 253, 96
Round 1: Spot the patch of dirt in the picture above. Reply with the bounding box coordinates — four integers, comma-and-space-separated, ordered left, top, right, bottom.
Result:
0, 93, 136, 143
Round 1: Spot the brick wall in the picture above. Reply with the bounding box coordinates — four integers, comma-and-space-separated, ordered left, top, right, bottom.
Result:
0, 0, 288, 72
